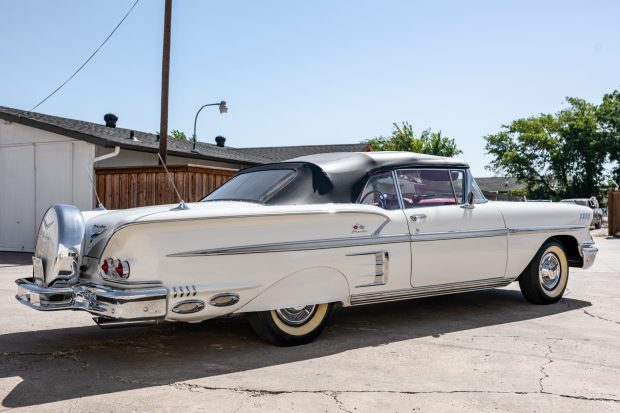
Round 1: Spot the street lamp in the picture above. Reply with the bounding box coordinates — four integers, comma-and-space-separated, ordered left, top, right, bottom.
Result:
192, 101, 228, 152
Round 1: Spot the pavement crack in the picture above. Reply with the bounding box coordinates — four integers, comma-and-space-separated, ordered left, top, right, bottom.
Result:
538, 339, 557, 393
583, 310, 620, 325
162, 383, 620, 404
326, 391, 352, 413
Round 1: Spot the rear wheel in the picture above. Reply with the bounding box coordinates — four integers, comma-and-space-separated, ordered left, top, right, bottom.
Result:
518, 240, 569, 304
248, 303, 334, 346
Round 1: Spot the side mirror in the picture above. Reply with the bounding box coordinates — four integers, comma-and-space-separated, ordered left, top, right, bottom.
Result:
461, 191, 475, 209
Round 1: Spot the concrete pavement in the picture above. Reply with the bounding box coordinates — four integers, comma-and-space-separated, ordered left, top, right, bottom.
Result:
0, 235, 619, 412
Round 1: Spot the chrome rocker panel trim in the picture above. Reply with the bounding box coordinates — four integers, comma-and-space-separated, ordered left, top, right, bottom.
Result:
15, 278, 168, 321
350, 277, 513, 306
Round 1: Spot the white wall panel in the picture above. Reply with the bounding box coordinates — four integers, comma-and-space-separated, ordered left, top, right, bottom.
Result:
0, 145, 35, 251
34, 142, 74, 232
72, 141, 95, 210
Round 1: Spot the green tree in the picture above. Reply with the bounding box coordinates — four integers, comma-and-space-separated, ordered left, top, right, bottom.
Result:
365, 122, 462, 157
599, 90, 620, 182
169, 130, 188, 141
484, 96, 610, 200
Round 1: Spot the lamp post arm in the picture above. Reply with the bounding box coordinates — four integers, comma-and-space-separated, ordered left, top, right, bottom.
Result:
192, 103, 220, 151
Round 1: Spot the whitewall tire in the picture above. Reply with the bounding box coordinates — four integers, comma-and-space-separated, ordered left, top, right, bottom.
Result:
248, 303, 334, 346
518, 240, 569, 304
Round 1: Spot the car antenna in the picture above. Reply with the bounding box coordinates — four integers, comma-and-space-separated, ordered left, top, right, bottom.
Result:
157, 152, 189, 210
85, 167, 106, 210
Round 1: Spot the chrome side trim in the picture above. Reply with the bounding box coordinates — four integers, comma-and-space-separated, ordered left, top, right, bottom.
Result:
507, 225, 585, 234
350, 277, 512, 306
168, 225, 586, 258
411, 228, 507, 242
168, 234, 411, 257
347, 250, 389, 288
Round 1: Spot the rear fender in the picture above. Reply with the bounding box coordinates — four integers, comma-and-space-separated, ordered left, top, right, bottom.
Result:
237, 267, 350, 313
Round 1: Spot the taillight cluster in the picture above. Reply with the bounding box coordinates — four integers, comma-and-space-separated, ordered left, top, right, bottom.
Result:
100, 258, 130, 279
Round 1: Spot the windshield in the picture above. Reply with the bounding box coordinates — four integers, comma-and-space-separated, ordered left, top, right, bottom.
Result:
202, 169, 296, 203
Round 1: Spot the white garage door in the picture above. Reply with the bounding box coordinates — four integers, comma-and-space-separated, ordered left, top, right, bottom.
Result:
0, 145, 36, 251
0, 141, 94, 252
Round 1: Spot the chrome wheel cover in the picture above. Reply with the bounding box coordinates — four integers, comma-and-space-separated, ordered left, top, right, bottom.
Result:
539, 252, 561, 291
275, 305, 317, 326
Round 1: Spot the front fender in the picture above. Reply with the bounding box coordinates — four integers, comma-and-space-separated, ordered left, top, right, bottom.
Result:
237, 267, 350, 313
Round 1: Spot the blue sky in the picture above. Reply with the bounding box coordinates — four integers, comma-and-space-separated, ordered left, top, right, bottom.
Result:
1, 0, 619, 176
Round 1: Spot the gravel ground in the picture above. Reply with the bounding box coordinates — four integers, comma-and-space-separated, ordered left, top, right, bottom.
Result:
1, 234, 619, 412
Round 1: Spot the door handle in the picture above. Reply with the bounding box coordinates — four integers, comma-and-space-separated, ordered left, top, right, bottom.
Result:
410, 214, 427, 222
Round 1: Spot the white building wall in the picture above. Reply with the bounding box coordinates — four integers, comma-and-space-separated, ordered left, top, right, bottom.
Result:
94, 147, 243, 170
0, 121, 94, 251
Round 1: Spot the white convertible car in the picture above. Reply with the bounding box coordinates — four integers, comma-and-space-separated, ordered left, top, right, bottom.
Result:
16, 152, 598, 345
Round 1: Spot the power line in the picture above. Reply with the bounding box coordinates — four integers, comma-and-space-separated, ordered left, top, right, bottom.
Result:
30, 0, 140, 111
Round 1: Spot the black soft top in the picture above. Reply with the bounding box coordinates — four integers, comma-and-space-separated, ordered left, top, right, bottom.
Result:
234, 152, 470, 205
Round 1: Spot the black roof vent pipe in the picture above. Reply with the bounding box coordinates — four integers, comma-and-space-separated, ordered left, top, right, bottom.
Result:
215, 136, 226, 147
104, 113, 118, 128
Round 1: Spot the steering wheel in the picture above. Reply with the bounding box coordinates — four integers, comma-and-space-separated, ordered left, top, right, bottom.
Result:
360, 190, 386, 208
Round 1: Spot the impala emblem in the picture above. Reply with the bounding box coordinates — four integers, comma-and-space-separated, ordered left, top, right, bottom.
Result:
352, 223, 367, 233
90, 224, 108, 240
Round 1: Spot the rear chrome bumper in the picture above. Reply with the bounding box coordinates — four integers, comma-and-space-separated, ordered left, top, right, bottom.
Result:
15, 278, 168, 321
579, 240, 598, 270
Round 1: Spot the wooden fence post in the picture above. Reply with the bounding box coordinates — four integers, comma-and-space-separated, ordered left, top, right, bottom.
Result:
609, 189, 620, 237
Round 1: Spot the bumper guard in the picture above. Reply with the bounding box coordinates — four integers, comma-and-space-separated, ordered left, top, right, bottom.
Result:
579, 240, 598, 270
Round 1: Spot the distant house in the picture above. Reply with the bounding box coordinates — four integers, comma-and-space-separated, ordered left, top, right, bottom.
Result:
0, 106, 369, 251
475, 177, 525, 201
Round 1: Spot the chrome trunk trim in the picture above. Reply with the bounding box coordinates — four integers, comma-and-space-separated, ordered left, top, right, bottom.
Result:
350, 277, 512, 306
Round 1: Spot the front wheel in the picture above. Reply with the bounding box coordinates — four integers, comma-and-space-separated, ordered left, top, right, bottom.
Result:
594, 218, 602, 229
518, 240, 569, 304
248, 303, 334, 346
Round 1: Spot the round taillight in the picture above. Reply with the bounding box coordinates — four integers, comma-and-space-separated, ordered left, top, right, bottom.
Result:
100, 260, 109, 274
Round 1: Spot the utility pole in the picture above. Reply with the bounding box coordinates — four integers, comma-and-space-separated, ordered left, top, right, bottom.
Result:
159, 0, 172, 165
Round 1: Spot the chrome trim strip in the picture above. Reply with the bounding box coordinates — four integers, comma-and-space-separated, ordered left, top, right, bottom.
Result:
101, 276, 162, 286
411, 228, 507, 242
391, 170, 405, 210
168, 234, 411, 257
507, 225, 585, 235
168, 224, 586, 258
350, 277, 512, 306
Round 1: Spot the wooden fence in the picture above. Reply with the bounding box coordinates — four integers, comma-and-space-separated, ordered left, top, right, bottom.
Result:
608, 190, 620, 237
95, 164, 237, 209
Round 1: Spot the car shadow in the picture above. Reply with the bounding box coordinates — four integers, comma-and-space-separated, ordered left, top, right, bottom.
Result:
0, 252, 32, 267
1, 288, 590, 408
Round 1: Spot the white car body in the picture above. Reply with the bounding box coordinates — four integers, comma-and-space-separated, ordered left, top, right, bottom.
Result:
15, 152, 597, 334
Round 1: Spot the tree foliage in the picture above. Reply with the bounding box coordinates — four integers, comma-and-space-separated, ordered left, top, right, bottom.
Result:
169, 130, 188, 141
485, 93, 619, 200
366, 122, 462, 157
